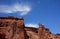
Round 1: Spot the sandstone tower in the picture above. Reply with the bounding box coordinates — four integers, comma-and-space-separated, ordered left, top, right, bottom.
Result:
38, 24, 50, 39
38, 24, 60, 39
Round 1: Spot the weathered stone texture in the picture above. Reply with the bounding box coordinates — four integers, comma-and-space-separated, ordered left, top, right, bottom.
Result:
0, 16, 60, 39
0, 16, 25, 39
38, 24, 60, 39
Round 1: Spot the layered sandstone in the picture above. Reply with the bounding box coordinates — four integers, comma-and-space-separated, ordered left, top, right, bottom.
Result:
0, 16, 60, 39
0, 16, 26, 39
38, 24, 60, 39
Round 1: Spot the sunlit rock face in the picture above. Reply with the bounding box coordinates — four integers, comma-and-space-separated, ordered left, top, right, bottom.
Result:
0, 16, 26, 39
0, 16, 60, 39
38, 24, 60, 39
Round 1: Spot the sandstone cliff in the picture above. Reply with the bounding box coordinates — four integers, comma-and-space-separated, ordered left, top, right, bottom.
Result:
0, 16, 60, 39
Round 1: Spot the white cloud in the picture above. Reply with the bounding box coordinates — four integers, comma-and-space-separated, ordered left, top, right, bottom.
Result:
25, 23, 39, 28
0, 4, 31, 16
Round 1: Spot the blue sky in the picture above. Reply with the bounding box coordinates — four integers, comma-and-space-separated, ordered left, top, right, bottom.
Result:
0, 0, 60, 34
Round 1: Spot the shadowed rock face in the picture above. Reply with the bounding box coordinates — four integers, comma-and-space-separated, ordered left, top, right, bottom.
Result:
0, 16, 60, 39
0, 33, 6, 39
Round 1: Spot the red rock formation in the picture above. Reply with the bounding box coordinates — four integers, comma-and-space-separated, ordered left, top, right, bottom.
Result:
38, 24, 60, 39
25, 27, 38, 33
0, 16, 25, 39
0, 16, 60, 39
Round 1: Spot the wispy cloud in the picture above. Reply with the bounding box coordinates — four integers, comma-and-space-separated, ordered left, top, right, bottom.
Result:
0, 4, 31, 16
25, 23, 39, 28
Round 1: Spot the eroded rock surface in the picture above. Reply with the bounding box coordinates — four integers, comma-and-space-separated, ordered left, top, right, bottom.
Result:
0, 16, 25, 39
0, 16, 60, 39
